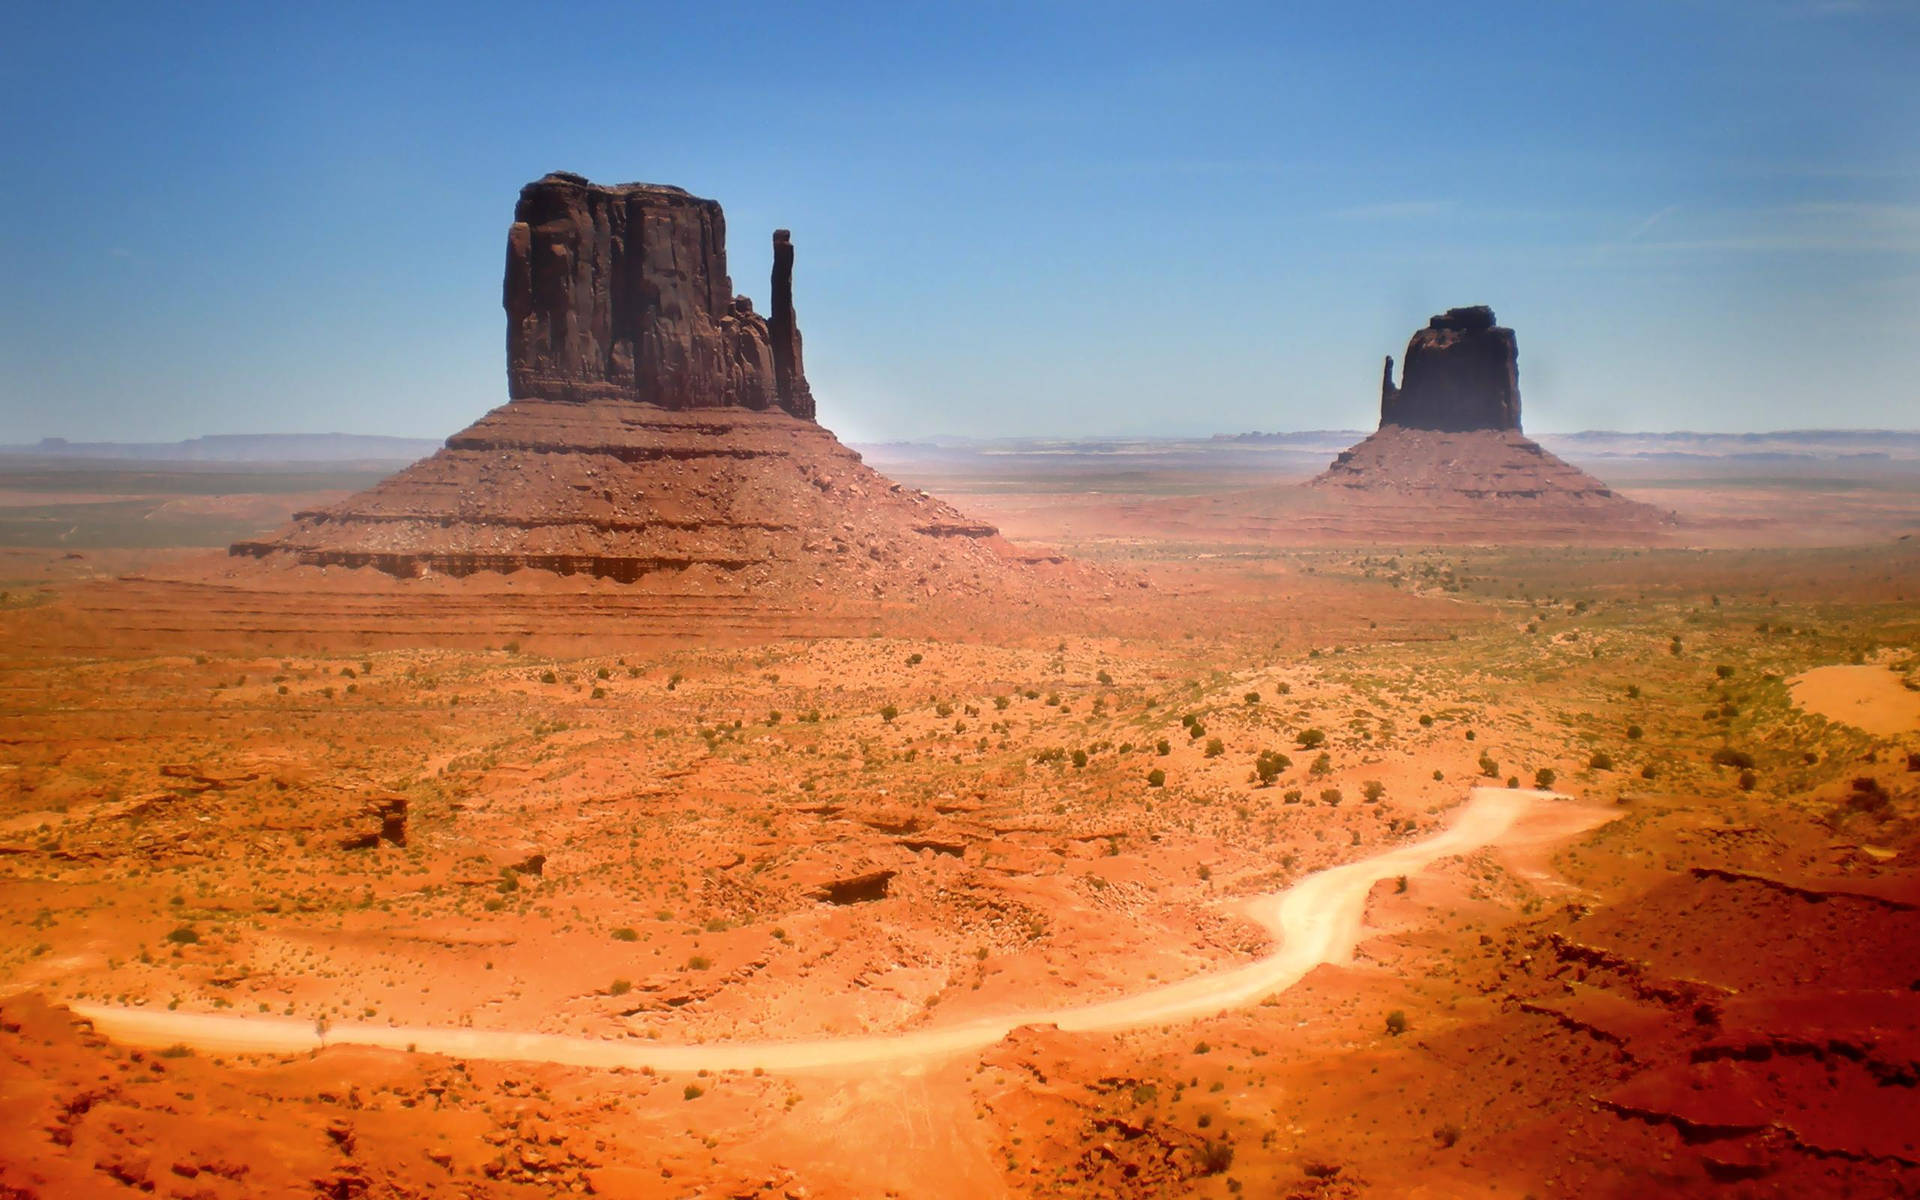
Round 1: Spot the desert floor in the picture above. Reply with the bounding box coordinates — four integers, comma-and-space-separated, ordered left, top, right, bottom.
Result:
2, 448, 1918, 1198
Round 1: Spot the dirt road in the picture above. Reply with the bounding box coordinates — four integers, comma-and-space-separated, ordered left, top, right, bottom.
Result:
72, 787, 1604, 1074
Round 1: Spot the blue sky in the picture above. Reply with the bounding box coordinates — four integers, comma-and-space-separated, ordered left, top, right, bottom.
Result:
2, 1, 1915, 442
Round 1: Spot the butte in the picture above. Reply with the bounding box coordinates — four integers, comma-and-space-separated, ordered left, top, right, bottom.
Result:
36, 174, 1092, 650
1298, 306, 1673, 541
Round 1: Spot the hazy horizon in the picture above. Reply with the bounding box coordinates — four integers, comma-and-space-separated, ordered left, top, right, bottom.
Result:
3, 1, 1915, 445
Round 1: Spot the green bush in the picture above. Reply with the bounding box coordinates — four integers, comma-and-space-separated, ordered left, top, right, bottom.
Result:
1362, 780, 1386, 803
1204, 737, 1225, 758
1385, 1010, 1409, 1036
1146, 768, 1166, 788
1320, 788, 1343, 807
1534, 767, 1557, 789
1478, 752, 1499, 778
1254, 750, 1291, 785
1296, 728, 1327, 749
611, 927, 639, 942
1588, 752, 1613, 771
165, 925, 199, 945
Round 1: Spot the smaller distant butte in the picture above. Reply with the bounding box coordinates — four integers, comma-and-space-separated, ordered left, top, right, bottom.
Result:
1311, 306, 1674, 535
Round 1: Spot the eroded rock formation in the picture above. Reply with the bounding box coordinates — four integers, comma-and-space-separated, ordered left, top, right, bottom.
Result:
231, 173, 1062, 597
503, 173, 811, 417
1380, 305, 1522, 433
1306, 305, 1673, 538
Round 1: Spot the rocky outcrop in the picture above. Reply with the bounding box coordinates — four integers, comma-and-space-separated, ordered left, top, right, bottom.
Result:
1380, 305, 1522, 433
228, 172, 1076, 599
1302, 305, 1675, 538
503, 172, 810, 418
769, 230, 814, 420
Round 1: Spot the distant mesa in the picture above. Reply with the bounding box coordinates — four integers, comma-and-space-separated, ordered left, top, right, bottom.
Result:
232, 173, 1045, 596
1310, 306, 1673, 536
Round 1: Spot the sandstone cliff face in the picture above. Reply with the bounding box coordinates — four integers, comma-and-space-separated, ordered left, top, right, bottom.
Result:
503, 173, 813, 417
1380, 305, 1521, 433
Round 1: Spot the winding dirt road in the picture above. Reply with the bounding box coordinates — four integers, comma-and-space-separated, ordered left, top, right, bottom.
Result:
72, 787, 1604, 1074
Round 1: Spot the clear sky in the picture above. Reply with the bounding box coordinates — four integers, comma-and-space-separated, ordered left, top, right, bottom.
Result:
2, 1, 1915, 443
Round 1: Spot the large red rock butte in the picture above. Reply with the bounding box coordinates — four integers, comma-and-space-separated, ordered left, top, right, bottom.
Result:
1309, 306, 1672, 537
230, 172, 1046, 598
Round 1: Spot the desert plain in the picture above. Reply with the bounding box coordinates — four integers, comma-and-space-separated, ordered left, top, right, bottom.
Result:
1, 433, 1917, 1199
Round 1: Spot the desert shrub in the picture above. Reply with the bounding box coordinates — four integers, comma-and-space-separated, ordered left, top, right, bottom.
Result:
611, 927, 639, 942
906, 653, 923, 666
1204, 737, 1225, 758
1506, 776, 1520, 788
1071, 749, 1089, 769
994, 695, 1010, 710
1848, 777, 1891, 813
1199, 1140, 1235, 1175
1156, 739, 1171, 756
1255, 750, 1291, 785
1534, 767, 1557, 789
1737, 770, 1758, 791
1187, 721, 1206, 740
1296, 728, 1327, 749
1362, 780, 1385, 803
1384, 1010, 1408, 1036
1146, 768, 1166, 788
540, 670, 558, 685
1626, 724, 1643, 740
596, 666, 610, 680
165, 925, 199, 945
609, 978, 632, 996
683, 1084, 704, 1100
1434, 1123, 1461, 1149
1588, 752, 1613, 771
1283, 789, 1303, 804
1310, 752, 1332, 777
879, 704, 899, 723
1196, 865, 1211, 882
1395, 875, 1409, 893
686, 955, 711, 971
1432, 768, 1443, 781
1716, 664, 1735, 679
1711, 747, 1755, 770
1097, 669, 1113, 685
1478, 752, 1499, 778
1320, 788, 1343, 807
1418, 714, 1433, 727
1640, 763, 1658, 780
1626, 684, 1641, 699
591, 686, 607, 700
